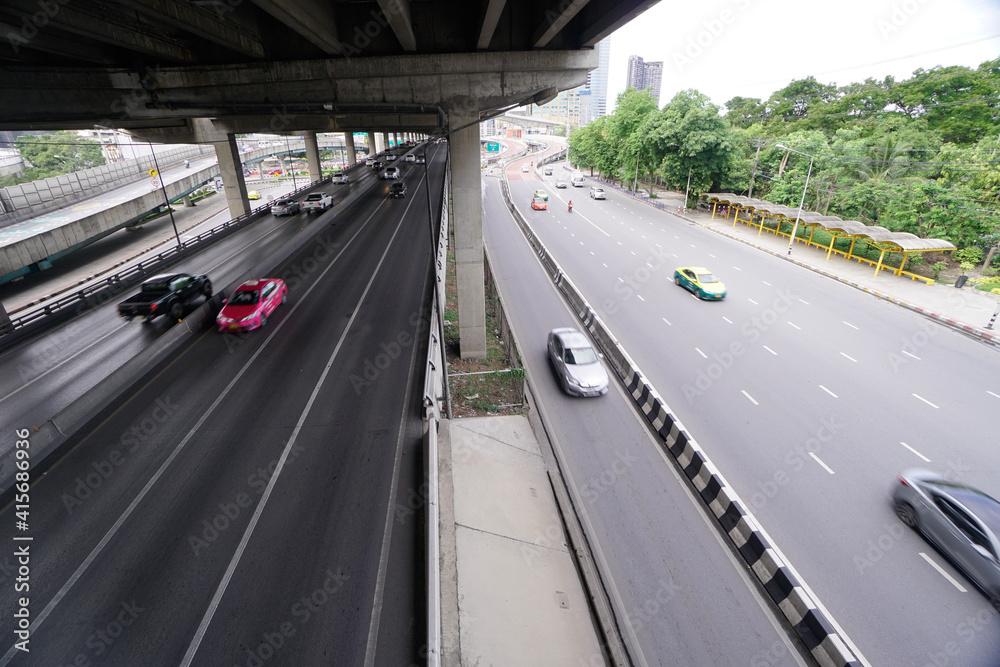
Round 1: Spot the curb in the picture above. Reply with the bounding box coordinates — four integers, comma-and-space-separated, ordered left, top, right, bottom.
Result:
497, 170, 862, 667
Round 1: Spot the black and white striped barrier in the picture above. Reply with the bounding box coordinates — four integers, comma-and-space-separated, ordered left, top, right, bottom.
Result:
498, 172, 862, 667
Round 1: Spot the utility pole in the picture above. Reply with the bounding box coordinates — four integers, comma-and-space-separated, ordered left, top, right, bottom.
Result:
748, 139, 763, 199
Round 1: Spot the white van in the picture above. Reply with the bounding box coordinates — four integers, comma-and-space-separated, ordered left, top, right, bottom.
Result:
571, 173, 585, 187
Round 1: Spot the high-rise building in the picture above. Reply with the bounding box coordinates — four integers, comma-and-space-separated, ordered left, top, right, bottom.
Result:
586, 37, 611, 121
626, 55, 663, 106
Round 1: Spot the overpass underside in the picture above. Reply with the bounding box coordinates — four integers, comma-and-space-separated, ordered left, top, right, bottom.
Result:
0, 0, 659, 357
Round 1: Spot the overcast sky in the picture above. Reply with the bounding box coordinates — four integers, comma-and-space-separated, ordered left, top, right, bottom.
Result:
607, 0, 1000, 112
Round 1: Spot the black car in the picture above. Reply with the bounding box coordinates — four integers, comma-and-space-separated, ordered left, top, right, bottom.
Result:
117, 273, 212, 322
388, 182, 407, 198
371, 160, 382, 171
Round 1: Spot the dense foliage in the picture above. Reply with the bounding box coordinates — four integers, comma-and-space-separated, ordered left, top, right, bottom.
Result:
569, 58, 1000, 265
12, 131, 106, 183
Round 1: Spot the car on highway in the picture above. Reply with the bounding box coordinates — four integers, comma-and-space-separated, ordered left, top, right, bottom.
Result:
571, 173, 585, 187
531, 197, 547, 210
589, 187, 606, 200
533, 189, 549, 201
270, 198, 300, 216
365, 157, 375, 166
331, 172, 349, 184
544, 166, 553, 175
416, 154, 426, 164
389, 182, 407, 198
371, 160, 382, 171
302, 191, 333, 212
674, 267, 727, 300
403, 154, 416, 162
386, 153, 397, 161
893, 469, 1000, 605
382, 166, 400, 179
217, 278, 288, 332
521, 164, 530, 173
247, 190, 261, 200
547, 328, 609, 397
118, 273, 212, 322
555, 179, 568, 189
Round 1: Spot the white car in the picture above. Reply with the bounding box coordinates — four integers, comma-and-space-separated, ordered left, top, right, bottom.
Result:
403, 154, 416, 162
589, 187, 606, 200
331, 172, 349, 184
386, 154, 397, 161
365, 158, 374, 166
521, 164, 530, 173
382, 166, 400, 179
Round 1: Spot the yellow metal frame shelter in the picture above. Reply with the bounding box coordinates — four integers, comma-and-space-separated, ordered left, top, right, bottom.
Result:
704, 194, 956, 284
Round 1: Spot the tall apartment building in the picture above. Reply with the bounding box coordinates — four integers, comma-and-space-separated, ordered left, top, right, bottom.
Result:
585, 37, 611, 122
626, 55, 663, 106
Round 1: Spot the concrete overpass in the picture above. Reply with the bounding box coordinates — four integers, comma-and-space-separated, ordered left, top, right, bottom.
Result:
0, 0, 660, 356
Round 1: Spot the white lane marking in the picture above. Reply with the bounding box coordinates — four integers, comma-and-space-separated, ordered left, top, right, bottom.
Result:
602, 263, 608, 268
912, 394, 940, 409
579, 241, 584, 246
695, 348, 707, 359
901, 442, 931, 462
4, 196, 392, 667
903, 350, 921, 360
819, 385, 838, 398
722, 317, 733, 324
662, 317, 671, 326
182, 177, 421, 667
763, 346, 777, 356
919, 552, 968, 592
810, 452, 835, 474
617, 241, 623, 246
636, 295, 645, 302
843, 321, 859, 329
630, 251, 636, 255
840, 352, 857, 362
590, 251, 595, 256
689, 243, 696, 248
797, 299, 810, 305
0, 324, 127, 402
788, 322, 801, 330
641, 235, 647, 239
742, 390, 759, 405
732, 266, 742, 271
570, 233, 575, 237
674, 235, 680, 239
618, 277, 624, 283
708, 253, 716, 258
989, 390, 1000, 399
655, 243, 661, 248
762, 281, 772, 286
748, 298, 759, 305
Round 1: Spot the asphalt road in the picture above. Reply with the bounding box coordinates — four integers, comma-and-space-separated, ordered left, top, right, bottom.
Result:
482, 170, 811, 667
508, 157, 1000, 666
0, 143, 445, 666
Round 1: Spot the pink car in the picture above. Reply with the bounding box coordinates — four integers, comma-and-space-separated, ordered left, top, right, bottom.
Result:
216, 278, 287, 332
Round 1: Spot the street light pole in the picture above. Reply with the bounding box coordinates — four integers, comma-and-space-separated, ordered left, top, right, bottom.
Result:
684, 167, 692, 210
284, 136, 297, 189
148, 141, 182, 248
777, 144, 813, 256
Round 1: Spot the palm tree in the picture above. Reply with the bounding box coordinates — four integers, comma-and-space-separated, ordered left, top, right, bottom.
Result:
857, 137, 912, 182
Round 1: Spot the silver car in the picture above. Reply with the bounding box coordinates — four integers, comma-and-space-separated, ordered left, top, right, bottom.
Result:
893, 469, 1000, 604
546, 328, 609, 397
270, 198, 300, 216
590, 186, 606, 200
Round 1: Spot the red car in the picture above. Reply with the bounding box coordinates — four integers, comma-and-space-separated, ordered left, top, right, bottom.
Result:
216, 278, 287, 332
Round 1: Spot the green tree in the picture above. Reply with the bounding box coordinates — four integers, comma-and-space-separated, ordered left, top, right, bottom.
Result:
16, 131, 105, 180
724, 96, 767, 128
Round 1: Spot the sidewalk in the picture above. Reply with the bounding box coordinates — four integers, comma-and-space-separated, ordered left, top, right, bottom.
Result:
438, 416, 606, 666
634, 183, 1000, 347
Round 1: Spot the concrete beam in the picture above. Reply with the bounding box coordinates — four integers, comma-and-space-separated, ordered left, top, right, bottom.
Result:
532, 0, 590, 48
477, 0, 508, 49
252, 0, 346, 55
0, 51, 596, 127
304, 132, 322, 183
377, 0, 417, 52
214, 136, 250, 219
450, 112, 486, 358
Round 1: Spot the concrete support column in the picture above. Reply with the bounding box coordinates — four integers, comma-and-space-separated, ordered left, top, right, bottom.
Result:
304, 132, 322, 183
379, 133, 388, 153
182, 194, 194, 207
367, 132, 377, 157
450, 112, 486, 358
213, 135, 250, 219
344, 132, 357, 166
